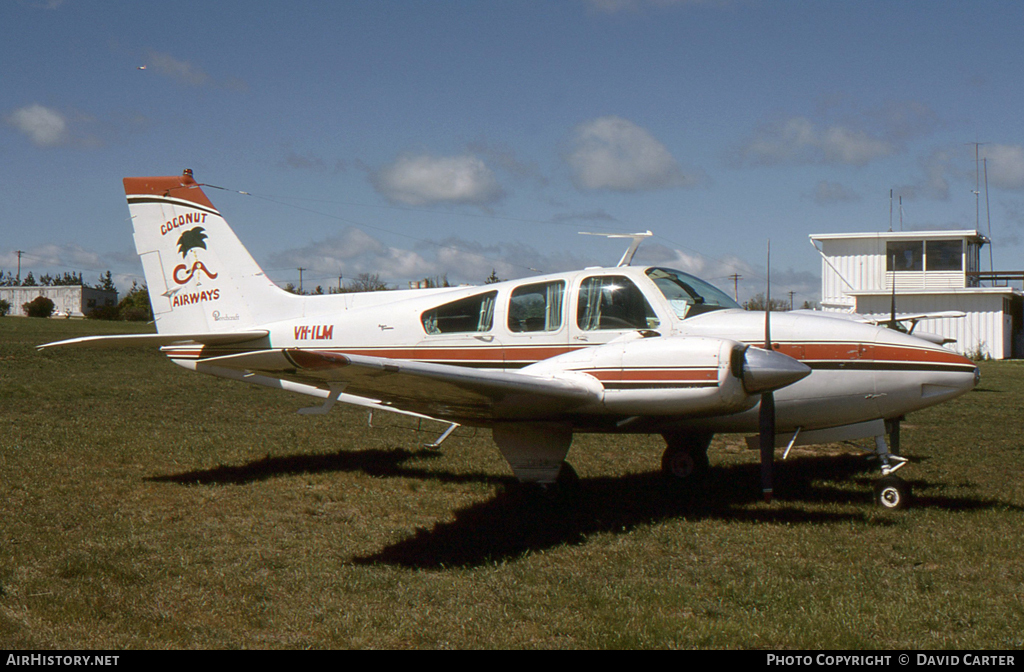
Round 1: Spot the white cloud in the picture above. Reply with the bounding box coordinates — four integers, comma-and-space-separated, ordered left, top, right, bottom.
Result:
550, 209, 619, 223
371, 153, 505, 206
808, 180, 861, 205
147, 51, 211, 87
634, 243, 751, 283
268, 228, 600, 287
566, 116, 699, 191
738, 116, 893, 167
143, 51, 247, 91
280, 150, 346, 174
268, 227, 445, 288
7, 104, 68, 147
984, 144, 1024, 190
895, 148, 955, 201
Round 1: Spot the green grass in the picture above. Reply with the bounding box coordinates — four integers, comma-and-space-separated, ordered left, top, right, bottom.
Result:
1, 317, 1023, 649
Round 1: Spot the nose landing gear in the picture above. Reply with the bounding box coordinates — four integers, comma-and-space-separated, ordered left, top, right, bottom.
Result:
871, 429, 911, 510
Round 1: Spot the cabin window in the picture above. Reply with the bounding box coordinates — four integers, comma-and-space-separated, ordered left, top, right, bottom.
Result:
886, 241, 923, 271
577, 276, 659, 331
925, 240, 963, 271
646, 267, 740, 319
422, 291, 497, 334
886, 240, 963, 272
508, 281, 565, 332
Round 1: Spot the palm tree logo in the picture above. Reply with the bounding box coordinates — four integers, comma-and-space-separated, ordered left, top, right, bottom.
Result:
177, 227, 208, 258
172, 227, 217, 285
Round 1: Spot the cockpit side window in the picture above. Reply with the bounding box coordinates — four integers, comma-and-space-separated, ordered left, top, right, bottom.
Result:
508, 281, 565, 332
422, 291, 497, 334
577, 276, 660, 331
645, 267, 740, 319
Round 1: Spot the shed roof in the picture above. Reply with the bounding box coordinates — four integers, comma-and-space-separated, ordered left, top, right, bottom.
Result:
810, 230, 989, 244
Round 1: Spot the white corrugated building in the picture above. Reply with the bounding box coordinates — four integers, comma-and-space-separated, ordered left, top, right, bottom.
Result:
0, 285, 118, 318
809, 230, 1023, 359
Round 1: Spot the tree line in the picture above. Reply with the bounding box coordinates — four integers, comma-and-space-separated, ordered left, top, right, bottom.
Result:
0, 269, 118, 291
0, 279, 151, 321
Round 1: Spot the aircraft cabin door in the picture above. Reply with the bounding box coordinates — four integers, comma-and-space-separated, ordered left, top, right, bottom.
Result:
502, 280, 571, 371
570, 274, 663, 347
416, 289, 504, 370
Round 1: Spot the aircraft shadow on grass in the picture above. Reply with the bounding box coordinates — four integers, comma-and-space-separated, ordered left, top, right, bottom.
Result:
144, 447, 484, 486
146, 448, 1021, 569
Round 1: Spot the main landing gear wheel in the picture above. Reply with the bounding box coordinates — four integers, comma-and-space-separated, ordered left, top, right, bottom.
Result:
528, 461, 580, 502
660, 432, 711, 482
874, 475, 911, 511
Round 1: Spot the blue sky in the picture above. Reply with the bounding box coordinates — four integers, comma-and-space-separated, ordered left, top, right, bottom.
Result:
3, 0, 1023, 305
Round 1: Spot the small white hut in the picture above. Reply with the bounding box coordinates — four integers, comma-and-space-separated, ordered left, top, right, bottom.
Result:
809, 230, 1023, 359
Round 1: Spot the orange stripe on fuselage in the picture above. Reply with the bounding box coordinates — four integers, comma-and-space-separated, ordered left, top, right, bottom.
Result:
170, 340, 974, 373
768, 341, 973, 368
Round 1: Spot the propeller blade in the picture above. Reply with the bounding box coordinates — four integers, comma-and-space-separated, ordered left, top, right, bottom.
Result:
761, 239, 775, 502
759, 390, 775, 502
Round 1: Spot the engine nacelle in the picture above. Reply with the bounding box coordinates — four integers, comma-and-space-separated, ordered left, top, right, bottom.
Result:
526, 334, 756, 417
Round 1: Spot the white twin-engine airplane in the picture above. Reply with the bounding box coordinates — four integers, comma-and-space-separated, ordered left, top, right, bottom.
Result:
42, 171, 980, 510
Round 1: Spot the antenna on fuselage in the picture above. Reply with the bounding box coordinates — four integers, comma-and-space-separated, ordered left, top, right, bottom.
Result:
579, 230, 653, 267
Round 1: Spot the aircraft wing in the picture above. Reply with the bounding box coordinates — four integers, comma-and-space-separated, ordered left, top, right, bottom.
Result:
196, 348, 605, 423
38, 331, 270, 349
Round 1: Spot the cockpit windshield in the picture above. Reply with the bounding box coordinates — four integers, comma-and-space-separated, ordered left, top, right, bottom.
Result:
645, 267, 741, 319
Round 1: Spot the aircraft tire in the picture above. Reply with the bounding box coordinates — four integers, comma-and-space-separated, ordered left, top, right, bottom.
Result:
528, 461, 580, 503
874, 475, 910, 511
661, 443, 710, 481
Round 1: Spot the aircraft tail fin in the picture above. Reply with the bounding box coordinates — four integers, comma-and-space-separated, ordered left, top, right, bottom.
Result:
124, 170, 297, 334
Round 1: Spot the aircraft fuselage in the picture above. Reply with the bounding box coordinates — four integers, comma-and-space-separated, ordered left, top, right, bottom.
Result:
165, 264, 977, 436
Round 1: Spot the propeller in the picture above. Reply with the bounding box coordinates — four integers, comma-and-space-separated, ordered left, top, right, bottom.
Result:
759, 241, 775, 502
736, 241, 810, 502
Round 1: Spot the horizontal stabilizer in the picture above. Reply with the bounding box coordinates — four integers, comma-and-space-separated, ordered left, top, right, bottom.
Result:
38, 330, 269, 350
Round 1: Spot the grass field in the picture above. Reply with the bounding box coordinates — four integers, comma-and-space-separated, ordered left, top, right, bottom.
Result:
1, 317, 1022, 649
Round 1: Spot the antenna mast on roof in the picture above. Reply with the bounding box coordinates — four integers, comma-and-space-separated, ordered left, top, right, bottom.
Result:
985, 157, 994, 272
968, 141, 988, 231
889, 189, 893, 232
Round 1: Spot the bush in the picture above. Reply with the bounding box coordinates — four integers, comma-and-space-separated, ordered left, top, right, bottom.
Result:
23, 296, 55, 318
117, 284, 152, 321
0, 299, 9, 317
86, 305, 119, 320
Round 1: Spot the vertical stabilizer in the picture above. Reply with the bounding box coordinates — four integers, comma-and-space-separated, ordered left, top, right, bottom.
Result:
124, 170, 297, 334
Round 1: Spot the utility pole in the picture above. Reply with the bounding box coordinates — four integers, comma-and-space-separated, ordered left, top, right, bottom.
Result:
729, 273, 742, 302
15, 250, 24, 284
297, 267, 306, 294
788, 291, 795, 311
